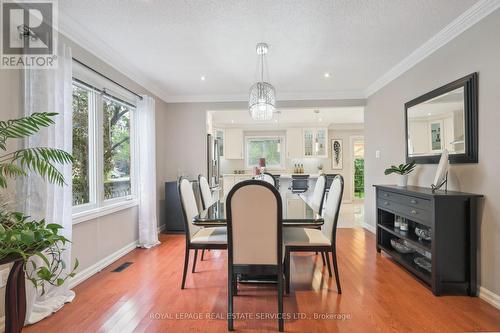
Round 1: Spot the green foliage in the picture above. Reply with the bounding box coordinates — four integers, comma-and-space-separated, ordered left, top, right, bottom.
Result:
384, 160, 416, 176
354, 158, 364, 198
0, 112, 77, 294
0, 209, 78, 294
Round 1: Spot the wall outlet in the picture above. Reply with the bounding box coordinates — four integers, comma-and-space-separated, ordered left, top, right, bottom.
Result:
0, 268, 10, 288
375, 150, 381, 159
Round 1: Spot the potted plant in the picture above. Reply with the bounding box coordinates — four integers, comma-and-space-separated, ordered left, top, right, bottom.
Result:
384, 161, 416, 187
0, 112, 77, 333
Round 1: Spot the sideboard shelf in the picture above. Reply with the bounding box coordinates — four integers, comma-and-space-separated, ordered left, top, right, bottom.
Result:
374, 185, 483, 296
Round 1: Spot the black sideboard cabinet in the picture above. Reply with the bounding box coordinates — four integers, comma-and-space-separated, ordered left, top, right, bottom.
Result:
374, 185, 483, 296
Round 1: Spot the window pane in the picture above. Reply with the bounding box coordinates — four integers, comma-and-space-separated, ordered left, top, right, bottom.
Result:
72, 85, 90, 206
247, 138, 281, 167
103, 97, 131, 200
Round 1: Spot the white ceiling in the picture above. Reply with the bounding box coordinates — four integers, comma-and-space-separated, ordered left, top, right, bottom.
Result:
210, 107, 364, 128
59, 0, 481, 102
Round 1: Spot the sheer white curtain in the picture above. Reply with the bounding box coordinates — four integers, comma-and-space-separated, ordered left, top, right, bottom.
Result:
21, 43, 75, 324
137, 95, 160, 248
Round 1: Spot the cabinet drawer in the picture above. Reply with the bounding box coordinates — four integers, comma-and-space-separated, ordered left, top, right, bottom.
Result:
378, 190, 431, 211
377, 198, 431, 227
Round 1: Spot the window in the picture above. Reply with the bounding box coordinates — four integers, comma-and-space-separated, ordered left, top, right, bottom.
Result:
245, 136, 284, 169
71, 79, 136, 218
103, 97, 131, 200
72, 84, 91, 206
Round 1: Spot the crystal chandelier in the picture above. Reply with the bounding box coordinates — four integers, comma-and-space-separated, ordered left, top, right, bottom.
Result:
249, 43, 276, 120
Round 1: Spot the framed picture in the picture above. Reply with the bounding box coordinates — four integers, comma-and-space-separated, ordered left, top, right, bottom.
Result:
429, 120, 443, 153
331, 139, 343, 169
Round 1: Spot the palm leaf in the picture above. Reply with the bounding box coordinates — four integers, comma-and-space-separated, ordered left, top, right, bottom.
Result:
0, 112, 58, 141
10, 148, 73, 186
0, 163, 26, 188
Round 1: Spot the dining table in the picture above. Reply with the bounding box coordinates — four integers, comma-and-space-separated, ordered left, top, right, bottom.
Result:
193, 193, 323, 228
192, 192, 323, 283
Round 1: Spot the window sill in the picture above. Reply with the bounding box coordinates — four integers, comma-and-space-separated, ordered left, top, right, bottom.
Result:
72, 199, 139, 225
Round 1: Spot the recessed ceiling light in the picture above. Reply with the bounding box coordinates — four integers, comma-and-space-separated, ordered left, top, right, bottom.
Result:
200, 76, 206, 81
427, 112, 432, 116
231, 119, 235, 124
323, 72, 331, 78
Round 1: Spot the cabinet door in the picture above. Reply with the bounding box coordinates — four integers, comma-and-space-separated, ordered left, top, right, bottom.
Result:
222, 176, 235, 200
303, 128, 314, 157
224, 128, 244, 159
215, 128, 224, 157
315, 128, 328, 158
286, 128, 303, 158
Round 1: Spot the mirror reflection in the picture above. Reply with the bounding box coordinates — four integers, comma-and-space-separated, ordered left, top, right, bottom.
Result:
407, 87, 465, 157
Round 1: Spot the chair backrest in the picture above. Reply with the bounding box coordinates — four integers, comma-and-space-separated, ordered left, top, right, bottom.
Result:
261, 172, 276, 187
321, 175, 344, 244
178, 177, 201, 241
198, 174, 213, 210
311, 174, 326, 213
226, 180, 282, 265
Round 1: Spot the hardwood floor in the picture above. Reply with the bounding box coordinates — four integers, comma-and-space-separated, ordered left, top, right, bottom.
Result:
25, 229, 500, 333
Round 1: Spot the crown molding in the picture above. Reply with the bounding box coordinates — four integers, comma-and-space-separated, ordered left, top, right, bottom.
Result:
365, 0, 500, 97
58, 14, 170, 102
165, 90, 366, 103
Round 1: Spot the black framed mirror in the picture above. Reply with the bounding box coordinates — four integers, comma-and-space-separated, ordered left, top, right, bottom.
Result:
405, 73, 478, 164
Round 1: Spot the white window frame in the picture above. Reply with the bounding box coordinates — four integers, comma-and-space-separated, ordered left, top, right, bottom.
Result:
245, 135, 285, 170
71, 79, 138, 225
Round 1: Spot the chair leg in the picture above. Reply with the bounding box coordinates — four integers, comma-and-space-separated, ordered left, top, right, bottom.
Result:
192, 249, 198, 273
332, 249, 342, 294
285, 249, 291, 294
228, 271, 234, 331
201, 249, 205, 261
278, 271, 284, 332
321, 251, 326, 265
181, 247, 190, 289
325, 251, 332, 277
232, 274, 238, 296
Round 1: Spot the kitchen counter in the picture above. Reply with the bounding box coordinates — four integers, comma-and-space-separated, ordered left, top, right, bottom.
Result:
222, 173, 321, 178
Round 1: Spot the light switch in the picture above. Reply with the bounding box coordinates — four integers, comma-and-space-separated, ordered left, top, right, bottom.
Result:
375, 150, 381, 159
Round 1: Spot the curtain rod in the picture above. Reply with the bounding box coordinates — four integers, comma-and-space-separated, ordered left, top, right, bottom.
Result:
73, 77, 137, 109
72, 57, 143, 100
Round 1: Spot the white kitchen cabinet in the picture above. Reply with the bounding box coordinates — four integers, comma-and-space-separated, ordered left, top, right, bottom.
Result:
222, 174, 252, 199
303, 128, 328, 158
224, 128, 244, 159
286, 128, 303, 159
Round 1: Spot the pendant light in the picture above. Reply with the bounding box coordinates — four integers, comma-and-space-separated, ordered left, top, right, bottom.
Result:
249, 43, 276, 120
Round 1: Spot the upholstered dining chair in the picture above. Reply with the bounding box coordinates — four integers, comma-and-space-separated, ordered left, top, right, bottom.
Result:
284, 175, 344, 294
178, 177, 227, 289
226, 180, 285, 332
309, 174, 330, 269
198, 174, 215, 210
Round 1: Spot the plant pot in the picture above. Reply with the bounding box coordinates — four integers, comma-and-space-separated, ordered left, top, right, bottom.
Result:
397, 174, 408, 187
0, 256, 26, 333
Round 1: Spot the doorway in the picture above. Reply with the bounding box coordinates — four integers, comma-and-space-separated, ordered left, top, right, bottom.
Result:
350, 136, 364, 201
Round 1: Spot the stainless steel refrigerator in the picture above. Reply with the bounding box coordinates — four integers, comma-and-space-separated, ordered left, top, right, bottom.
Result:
207, 134, 220, 188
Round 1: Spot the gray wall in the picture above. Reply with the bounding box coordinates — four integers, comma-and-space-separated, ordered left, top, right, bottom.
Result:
364, 9, 500, 296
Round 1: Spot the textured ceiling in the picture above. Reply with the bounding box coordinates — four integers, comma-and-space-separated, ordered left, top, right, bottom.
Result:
60, 0, 478, 101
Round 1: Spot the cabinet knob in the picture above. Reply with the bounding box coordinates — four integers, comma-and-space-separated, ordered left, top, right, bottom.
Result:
384, 201, 389, 205
411, 209, 417, 214
410, 199, 417, 204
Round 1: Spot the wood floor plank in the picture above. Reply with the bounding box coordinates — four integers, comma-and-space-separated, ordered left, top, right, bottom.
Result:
24, 229, 500, 333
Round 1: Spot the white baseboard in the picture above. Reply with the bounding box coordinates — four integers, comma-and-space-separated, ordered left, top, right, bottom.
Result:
0, 316, 4, 333
363, 223, 376, 234
69, 240, 138, 289
479, 286, 500, 310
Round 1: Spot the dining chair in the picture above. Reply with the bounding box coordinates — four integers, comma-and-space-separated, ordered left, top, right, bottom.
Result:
226, 180, 285, 332
284, 175, 344, 294
178, 177, 227, 289
198, 174, 214, 210
309, 174, 330, 268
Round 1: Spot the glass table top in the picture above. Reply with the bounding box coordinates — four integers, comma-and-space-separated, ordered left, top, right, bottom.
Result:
193, 192, 323, 227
